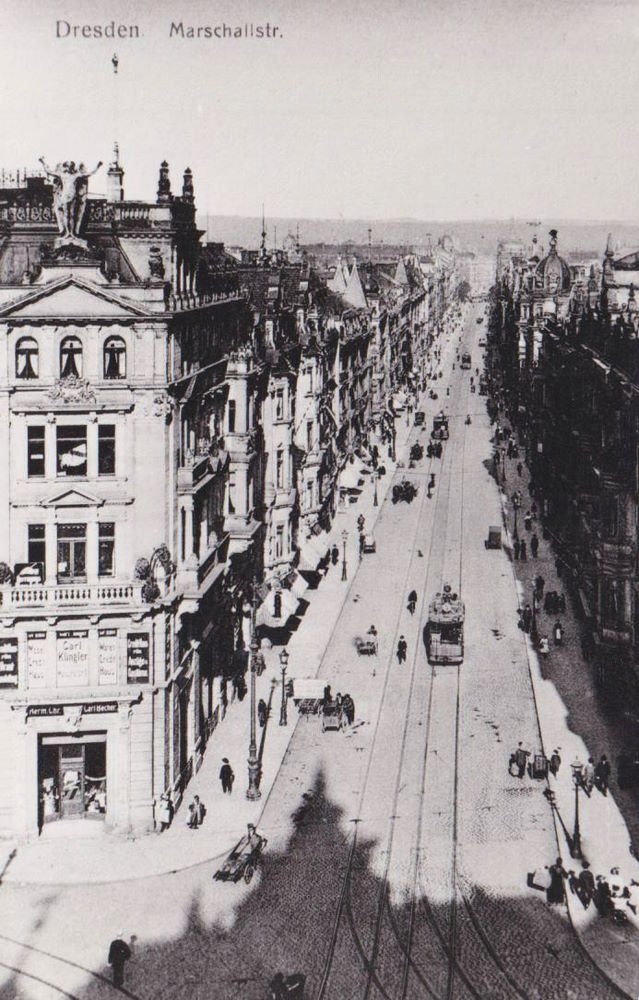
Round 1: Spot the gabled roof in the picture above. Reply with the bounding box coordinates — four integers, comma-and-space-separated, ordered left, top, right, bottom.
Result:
342, 261, 368, 310
0, 274, 151, 320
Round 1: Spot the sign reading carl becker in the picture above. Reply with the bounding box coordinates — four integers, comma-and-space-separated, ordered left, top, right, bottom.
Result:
126, 632, 150, 684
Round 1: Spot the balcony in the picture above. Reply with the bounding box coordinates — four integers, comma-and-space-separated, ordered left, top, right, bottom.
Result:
0, 581, 144, 610
177, 453, 211, 492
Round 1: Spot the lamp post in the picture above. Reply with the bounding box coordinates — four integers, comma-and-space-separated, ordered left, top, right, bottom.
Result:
341, 529, 348, 582
513, 493, 520, 539
373, 469, 379, 507
246, 586, 261, 801
570, 758, 584, 858
530, 582, 540, 647
279, 648, 289, 726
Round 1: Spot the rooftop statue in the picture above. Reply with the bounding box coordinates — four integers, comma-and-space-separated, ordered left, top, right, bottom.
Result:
38, 157, 103, 245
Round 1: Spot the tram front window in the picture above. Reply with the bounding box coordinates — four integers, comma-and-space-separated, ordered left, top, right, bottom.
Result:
441, 625, 461, 644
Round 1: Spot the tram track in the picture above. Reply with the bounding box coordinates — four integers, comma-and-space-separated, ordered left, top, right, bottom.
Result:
317, 304, 628, 1000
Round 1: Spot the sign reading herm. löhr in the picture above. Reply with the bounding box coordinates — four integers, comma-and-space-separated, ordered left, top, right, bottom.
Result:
0, 636, 18, 686
127, 632, 150, 683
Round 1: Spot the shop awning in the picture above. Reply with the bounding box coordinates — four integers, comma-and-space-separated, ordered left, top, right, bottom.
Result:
256, 586, 299, 628
298, 535, 328, 572
288, 569, 309, 599
339, 464, 364, 491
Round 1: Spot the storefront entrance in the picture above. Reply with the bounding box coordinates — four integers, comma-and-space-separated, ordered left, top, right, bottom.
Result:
38, 734, 107, 825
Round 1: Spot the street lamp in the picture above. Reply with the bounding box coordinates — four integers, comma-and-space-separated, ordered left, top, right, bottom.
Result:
279, 647, 289, 726
570, 758, 584, 858
341, 529, 348, 582
373, 469, 379, 507
246, 587, 261, 801
530, 582, 540, 647
513, 493, 520, 539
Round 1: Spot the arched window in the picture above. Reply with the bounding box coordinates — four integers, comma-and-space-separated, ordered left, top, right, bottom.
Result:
103, 336, 126, 379
16, 337, 39, 379
60, 336, 83, 379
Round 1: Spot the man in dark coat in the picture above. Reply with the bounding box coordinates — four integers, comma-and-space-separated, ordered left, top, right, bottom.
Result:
546, 858, 567, 905
108, 932, 131, 989
530, 534, 539, 558
220, 758, 234, 794
396, 636, 408, 664
331, 544, 339, 565
595, 754, 611, 795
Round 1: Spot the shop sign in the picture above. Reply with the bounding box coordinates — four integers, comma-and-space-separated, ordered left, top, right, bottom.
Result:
27, 701, 118, 718
0, 635, 18, 686
27, 631, 47, 689
56, 630, 89, 688
127, 632, 150, 683
98, 629, 118, 686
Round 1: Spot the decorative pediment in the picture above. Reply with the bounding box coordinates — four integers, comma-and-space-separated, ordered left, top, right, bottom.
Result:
41, 488, 104, 508
0, 276, 149, 320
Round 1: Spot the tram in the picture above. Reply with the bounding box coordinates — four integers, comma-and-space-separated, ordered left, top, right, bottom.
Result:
461, 352, 472, 370
425, 584, 465, 665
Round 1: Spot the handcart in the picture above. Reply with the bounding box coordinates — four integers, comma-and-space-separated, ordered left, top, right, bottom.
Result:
214, 829, 267, 884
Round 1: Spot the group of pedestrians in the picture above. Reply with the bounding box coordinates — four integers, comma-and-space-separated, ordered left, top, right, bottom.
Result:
322, 683, 356, 725
545, 857, 638, 921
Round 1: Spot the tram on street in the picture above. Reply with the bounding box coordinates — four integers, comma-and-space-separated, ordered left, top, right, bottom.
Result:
425, 584, 465, 665
461, 352, 472, 369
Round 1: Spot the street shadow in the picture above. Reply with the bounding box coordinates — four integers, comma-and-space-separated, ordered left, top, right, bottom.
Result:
6, 769, 621, 1000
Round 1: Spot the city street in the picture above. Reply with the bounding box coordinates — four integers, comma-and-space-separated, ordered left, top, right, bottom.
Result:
1, 303, 638, 1000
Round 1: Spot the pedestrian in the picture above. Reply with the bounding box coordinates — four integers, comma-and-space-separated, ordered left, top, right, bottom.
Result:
535, 574, 545, 596
584, 757, 595, 794
539, 635, 549, 657
357, 514, 365, 532
359, 532, 365, 558
553, 620, 564, 645
186, 802, 199, 829
323, 683, 332, 704
522, 604, 532, 633
397, 636, 407, 664
595, 754, 611, 796
258, 698, 267, 727
546, 857, 568, 905
524, 511, 532, 531
194, 794, 206, 826
331, 544, 339, 565
519, 539, 527, 561
549, 749, 562, 776
531, 501, 538, 519
555, 557, 563, 578
343, 694, 355, 725
220, 758, 234, 794
108, 932, 131, 989
579, 862, 595, 909
514, 742, 530, 779
157, 792, 172, 832
513, 538, 521, 561
533, 591, 541, 614
335, 692, 343, 710
530, 534, 539, 558
407, 589, 417, 614
517, 462, 523, 477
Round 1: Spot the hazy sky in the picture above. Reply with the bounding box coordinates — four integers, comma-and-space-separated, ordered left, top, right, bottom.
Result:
1, 0, 638, 221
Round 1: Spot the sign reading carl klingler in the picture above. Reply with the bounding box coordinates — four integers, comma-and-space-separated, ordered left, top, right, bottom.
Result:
126, 632, 150, 683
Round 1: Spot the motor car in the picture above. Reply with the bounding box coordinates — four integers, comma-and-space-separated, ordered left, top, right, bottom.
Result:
414, 410, 426, 426
362, 533, 376, 553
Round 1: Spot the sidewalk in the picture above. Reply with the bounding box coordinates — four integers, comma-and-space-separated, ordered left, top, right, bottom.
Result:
497, 428, 639, 996
0, 399, 418, 887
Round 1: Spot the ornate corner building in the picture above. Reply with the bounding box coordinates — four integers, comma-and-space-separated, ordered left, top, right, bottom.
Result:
0, 151, 451, 839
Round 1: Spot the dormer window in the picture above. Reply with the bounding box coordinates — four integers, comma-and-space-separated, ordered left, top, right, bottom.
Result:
60, 336, 83, 379
103, 336, 126, 379
16, 337, 39, 379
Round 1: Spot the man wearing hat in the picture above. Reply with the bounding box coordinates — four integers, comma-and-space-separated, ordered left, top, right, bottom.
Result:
108, 931, 131, 989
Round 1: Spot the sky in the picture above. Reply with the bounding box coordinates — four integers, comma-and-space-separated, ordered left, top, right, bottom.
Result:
1, 0, 638, 221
